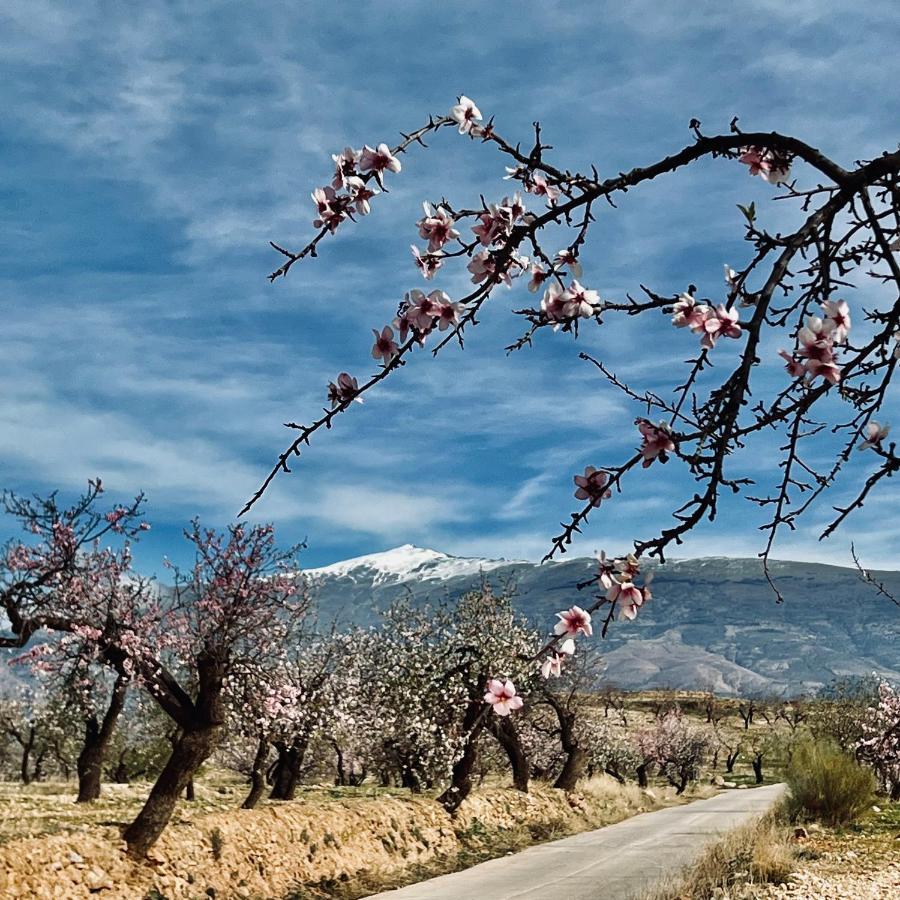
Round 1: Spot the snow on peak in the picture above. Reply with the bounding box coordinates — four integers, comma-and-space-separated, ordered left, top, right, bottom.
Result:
305, 544, 518, 586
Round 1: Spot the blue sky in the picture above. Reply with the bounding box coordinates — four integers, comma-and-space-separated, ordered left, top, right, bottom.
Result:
2, 0, 899, 574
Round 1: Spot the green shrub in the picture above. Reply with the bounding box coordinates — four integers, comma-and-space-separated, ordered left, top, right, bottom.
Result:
786, 740, 875, 826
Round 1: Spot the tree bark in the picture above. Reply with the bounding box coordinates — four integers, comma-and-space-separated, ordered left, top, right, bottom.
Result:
486, 714, 529, 793
242, 737, 269, 809
32, 747, 46, 782
19, 726, 35, 785
184, 778, 195, 801
725, 749, 740, 773
76, 675, 128, 803
113, 750, 130, 784
545, 694, 586, 792
269, 739, 308, 801
123, 725, 220, 857
439, 700, 483, 813
122, 654, 225, 858
332, 740, 346, 786
636, 763, 649, 788
752, 753, 764, 784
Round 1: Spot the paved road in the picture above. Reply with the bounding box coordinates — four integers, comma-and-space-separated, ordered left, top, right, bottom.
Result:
367, 783, 786, 900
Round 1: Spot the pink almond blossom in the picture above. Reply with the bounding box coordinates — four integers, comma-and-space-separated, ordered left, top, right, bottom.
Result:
484, 678, 524, 716
573, 466, 612, 507
467, 250, 510, 285
417, 203, 459, 251
778, 349, 806, 378
637, 419, 675, 468
411, 245, 442, 280
562, 280, 599, 319
554, 249, 582, 277
331, 146, 358, 189
528, 264, 548, 293
529, 173, 561, 203
672, 293, 711, 332
554, 605, 593, 638
821, 299, 851, 344
405, 289, 439, 330
371, 326, 399, 365
541, 654, 565, 678
344, 176, 378, 215
859, 421, 890, 451
539, 642, 574, 679
701, 305, 742, 349
359, 143, 402, 181
541, 282, 569, 322
450, 95, 482, 135
327, 372, 362, 408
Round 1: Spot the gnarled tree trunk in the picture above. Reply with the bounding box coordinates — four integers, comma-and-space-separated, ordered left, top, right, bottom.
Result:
123, 724, 220, 857
269, 737, 309, 800
486, 714, 529, 793
123, 653, 225, 858
439, 699, 483, 813
76, 674, 128, 803
546, 694, 586, 792
242, 737, 270, 809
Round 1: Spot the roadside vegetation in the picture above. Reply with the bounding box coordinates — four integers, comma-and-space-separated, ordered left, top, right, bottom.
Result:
650, 737, 898, 899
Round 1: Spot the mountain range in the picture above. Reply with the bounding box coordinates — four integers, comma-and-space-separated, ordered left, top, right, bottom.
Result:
304, 545, 900, 696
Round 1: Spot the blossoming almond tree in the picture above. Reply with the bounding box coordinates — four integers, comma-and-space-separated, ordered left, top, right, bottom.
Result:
242, 96, 900, 705
1, 488, 308, 857
858, 679, 900, 800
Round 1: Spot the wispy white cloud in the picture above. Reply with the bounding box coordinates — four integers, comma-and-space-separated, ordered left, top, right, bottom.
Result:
1, 0, 897, 569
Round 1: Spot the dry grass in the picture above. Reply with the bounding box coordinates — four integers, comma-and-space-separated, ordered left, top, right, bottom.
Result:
750, 802, 900, 899
0, 774, 695, 899
643, 808, 798, 900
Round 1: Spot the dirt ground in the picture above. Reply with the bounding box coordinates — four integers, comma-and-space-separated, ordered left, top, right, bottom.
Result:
751, 804, 900, 900
0, 774, 703, 899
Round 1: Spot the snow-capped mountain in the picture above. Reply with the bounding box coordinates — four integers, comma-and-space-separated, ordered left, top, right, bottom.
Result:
305, 546, 900, 696
305, 543, 521, 586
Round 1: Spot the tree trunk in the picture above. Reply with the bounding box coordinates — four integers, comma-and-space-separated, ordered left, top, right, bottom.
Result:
185, 778, 195, 801
890, 780, 900, 802
77, 675, 128, 803
113, 750, 130, 784
242, 737, 269, 809
726, 749, 739, 773
637, 763, 649, 788
269, 739, 308, 801
439, 701, 483, 813
123, 724, 220, 857
545, 694, 585, 792
752, 754, 764, 784
555, 746, 588, 792
398, 762, 423, 793
604, 765, 625, 784
32, 747, 46, 782
19, 726, 35, 785
332, 740, 346, 786
486, 714, 529, 793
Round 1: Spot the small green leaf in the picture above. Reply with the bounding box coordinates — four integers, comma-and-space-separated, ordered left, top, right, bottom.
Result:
737, 202, 756, 224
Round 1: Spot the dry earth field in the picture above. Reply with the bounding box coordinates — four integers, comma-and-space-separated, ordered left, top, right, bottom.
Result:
0, 772, 715, 898
0, 693, 844, 898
